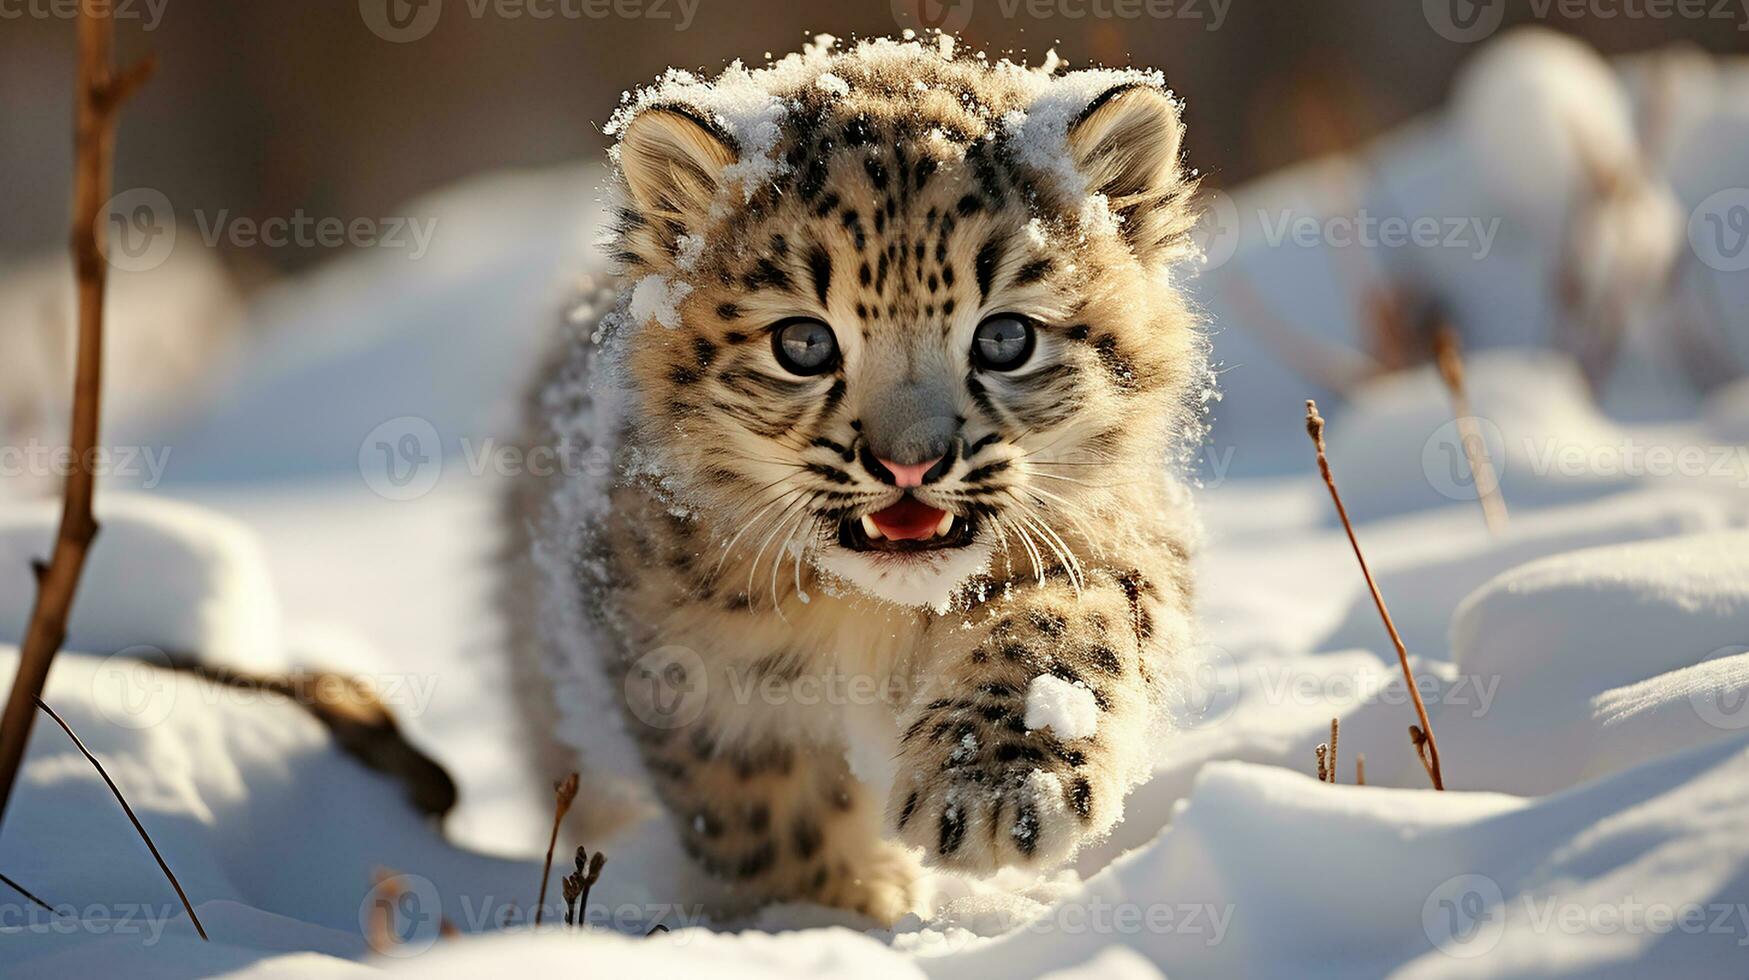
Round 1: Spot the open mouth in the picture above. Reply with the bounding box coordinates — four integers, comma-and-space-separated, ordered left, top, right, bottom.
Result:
839, 496, 975, 554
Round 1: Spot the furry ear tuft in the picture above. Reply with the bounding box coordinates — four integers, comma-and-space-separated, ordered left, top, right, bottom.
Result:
616, 107, 738, 267
1067, 85, 1193, 261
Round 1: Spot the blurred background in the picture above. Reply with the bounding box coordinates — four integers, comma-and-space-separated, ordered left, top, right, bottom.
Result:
0, 1, 1744, 270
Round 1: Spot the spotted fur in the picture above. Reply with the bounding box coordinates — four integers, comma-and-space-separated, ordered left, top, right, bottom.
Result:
502, 36, 1205, 926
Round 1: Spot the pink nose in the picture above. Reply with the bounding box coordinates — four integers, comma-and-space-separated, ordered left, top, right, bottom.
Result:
879, 456, 943, 488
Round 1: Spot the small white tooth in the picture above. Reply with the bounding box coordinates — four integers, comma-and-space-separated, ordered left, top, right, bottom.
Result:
861, 514, 884, 540
934, 512, 955, 537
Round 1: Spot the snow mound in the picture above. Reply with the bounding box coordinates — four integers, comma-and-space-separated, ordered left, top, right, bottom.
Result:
1435, 530, 1749, 793
381, 925, 920, 979
1320, 489, 1741, 657
926, 739, 1749, 978
1024, 675, 1099, 740
1451, 529, 1749, 689
0, 648, 535, 978
1452, 28, 1642, 242
0, 494, 284, 671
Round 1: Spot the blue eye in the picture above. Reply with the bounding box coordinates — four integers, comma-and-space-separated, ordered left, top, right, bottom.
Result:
972, 315, 1036, 371
772, 318, 840, 375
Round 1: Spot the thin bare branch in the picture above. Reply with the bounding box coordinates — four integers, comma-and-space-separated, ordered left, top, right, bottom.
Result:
33, 698, 207, 939
1306, 400, 1446, 790
1327, 717, 1340, 785
0, 2, 155, 830
0, 870, 56, 914
535, 773, 580, 926
1433, 327, 1508, 534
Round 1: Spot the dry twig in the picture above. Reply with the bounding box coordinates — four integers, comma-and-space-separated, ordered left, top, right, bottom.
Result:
1432, 327, 1508, 534
0, 6, 155, 824
0, 870, 56, 914
1315, 718, 1341, 784
1327, 718, 1339, 784
535, 773, 580, 926
34, 697, 206, 938
1355, 753, 1367, 786
1306, 401, 1446, 790
563, 846, 606, 928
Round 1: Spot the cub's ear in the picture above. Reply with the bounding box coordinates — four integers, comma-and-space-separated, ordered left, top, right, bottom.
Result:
617, 107, 739, 261
1066, 84, 1193, 261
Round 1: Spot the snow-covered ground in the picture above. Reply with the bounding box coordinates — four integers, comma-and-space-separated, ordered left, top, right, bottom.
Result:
4, 30, 1749, 979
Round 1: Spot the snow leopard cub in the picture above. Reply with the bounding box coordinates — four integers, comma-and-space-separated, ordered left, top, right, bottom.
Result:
502, 35, 1205, 925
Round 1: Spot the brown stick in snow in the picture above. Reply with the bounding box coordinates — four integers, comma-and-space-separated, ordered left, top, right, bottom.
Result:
0, 870, 56, 914
535, 773, 580, 926
0, 6, 155, 829
1327, 717, 1339, 785
1306, 400, 1446, 790
1433, 327, 1508, 534
34, 697, 206, 939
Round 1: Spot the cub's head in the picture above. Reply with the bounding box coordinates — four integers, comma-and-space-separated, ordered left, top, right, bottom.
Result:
606, 36, 1204, 609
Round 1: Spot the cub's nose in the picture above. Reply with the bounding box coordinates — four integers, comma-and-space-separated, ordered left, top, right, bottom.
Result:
876, 456, 945, 488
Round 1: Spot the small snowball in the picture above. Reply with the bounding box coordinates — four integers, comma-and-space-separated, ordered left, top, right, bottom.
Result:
815, 73, 850, 97
629, 275, 693, 329
1024, 674, 1099, 740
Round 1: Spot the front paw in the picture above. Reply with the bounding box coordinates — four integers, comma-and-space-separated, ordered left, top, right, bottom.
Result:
887, 695, 1109, 873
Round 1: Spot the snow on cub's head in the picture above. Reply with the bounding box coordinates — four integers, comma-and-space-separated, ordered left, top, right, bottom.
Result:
605, 34, 1204, 609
